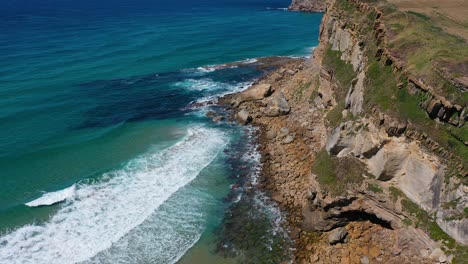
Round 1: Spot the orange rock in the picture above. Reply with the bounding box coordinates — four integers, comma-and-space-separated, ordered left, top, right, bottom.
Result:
369, 246, 381, 258
341, 256, 351, 264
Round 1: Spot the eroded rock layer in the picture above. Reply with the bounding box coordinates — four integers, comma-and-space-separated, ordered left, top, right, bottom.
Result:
219, 0, 467, 262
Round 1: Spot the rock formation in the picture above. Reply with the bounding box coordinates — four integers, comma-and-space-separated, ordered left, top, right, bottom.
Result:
220, 0, 467, 262
289, 0, 326, 12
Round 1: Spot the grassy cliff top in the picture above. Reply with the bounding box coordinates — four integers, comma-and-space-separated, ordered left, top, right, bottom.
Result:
364, 0, 468, 104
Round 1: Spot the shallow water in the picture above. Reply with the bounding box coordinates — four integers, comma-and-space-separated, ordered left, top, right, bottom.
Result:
0, 0, 322, 262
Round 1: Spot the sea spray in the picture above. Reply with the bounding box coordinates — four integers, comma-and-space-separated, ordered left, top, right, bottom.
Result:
0, 126, 227, 264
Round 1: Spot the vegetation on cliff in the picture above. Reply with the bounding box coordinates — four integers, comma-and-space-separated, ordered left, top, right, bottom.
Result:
311, 0, 467, 260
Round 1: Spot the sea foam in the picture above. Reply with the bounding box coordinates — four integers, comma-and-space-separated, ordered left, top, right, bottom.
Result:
25, 184, 76, 207
0, 126, 227, 264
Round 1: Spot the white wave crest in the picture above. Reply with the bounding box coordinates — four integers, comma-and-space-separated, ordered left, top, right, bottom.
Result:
25, 184, 76, 207
175, 78, 252, 104
0, 126, 228, 264
174, 78, 232, 91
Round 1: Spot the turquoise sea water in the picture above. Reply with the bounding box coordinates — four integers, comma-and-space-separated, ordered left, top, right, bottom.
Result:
0, 0, 322, 262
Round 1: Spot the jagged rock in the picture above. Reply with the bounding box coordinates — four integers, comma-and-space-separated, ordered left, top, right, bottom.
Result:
236, 109, 252, 125
212, 116, 224, 122
328, 227, 348, 244
230, 83, 272, 107
429, 248, 446, 262
206, 111, 216, 118
345, 71, 365, 114
264, 92, 291, 117
240, 83, 272, 101
326, 121, 382, 158
436, 217, 468, 245
379, 114, 407, 136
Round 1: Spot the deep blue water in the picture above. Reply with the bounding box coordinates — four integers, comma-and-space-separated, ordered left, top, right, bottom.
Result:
0, 0, 321, 262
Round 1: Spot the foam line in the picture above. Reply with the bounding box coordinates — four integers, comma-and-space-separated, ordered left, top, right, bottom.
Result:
0, 126, 227, 264
25, 184, 76, 207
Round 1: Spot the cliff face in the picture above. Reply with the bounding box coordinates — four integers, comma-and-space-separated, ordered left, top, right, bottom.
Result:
288, 0, 326, 12
224, 0, 467, 262
310, 0, 467, 247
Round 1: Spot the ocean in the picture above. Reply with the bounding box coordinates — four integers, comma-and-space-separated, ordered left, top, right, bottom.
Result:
0, 0, 321, 262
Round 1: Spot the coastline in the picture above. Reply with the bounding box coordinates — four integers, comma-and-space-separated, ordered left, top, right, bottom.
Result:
216, 56, 322, 262
214, 50, 455, 262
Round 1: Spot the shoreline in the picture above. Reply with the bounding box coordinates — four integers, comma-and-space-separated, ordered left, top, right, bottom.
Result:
215, 56, 320, 262
213, 48, 453, 262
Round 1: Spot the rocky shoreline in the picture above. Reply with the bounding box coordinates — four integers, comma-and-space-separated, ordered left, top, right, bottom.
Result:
208, 0, 468, 262
213, 54, 455, 263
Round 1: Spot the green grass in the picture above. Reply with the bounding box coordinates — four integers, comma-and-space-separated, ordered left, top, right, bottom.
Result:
388, 186, 468, 262
365, 60, 396, 111
329, 1, 468, 260
389, 186, 403, 201
333, 0, 467, 163
368, 183, 383, 193
401, 199, 456, 248
363, 41, 468, 166
323, 46, 357, 102
402, 218, 413, 226
360, 0, 468, 105
326, 103, 345, 128
294, 80, 313, 101
322, 45, 357, 128
313, 150, 337, 186
312, 149, 365, 196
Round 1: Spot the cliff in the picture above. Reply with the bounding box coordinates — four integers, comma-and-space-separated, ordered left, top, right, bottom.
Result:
289, 0, 326, 12
222, 0, 467, 262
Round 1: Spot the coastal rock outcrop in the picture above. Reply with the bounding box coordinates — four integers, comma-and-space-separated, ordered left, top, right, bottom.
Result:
219, 0, 467, 262
264, 92, 291, 117
236, 109, 252, 125
288, 0, 326, 12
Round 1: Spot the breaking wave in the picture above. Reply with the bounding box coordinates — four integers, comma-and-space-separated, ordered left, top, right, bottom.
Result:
0, 126, 228, 264
25, 184, 76, 207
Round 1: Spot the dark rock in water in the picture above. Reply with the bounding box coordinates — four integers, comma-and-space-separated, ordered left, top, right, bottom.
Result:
328, 227, 348, 245
212, 116, 224, 123
236, 109, 252, 125
206, 111, 216, 118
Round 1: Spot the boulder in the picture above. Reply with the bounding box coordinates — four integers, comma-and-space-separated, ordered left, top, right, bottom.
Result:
429, 248, 447, 262
240, 83, 272, 101
328, 227, 348, 244
379, 114, 407, 136
264, 92, 291, 117
212, 116, 224, 123
326, 121, 382, 158
236, 109, 252, 125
